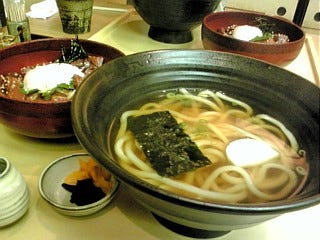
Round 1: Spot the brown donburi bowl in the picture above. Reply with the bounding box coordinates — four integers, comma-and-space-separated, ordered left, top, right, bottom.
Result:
201, 11, 305, 65
71, 50, 319, 238
0, 38, 124, 138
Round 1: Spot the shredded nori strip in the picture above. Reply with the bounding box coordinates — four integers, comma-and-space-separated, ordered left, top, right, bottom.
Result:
62, 178, 105, 206
128, 111, 211, 177
56, 38, 88, 64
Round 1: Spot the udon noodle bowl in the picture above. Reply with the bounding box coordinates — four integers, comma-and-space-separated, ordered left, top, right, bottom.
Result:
114, 88, 309, 204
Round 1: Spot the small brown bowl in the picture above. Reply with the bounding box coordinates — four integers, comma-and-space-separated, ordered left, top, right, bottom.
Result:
0, 38, 124, 138
201, 11, 305, 65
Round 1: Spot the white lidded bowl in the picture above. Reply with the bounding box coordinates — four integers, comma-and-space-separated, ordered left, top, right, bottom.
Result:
38, 153, 119, 216
0, 157, 30, 228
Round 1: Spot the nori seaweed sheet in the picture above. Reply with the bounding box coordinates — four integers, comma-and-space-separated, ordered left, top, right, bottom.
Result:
127, 111, 211, 177
62, 179, 105, 206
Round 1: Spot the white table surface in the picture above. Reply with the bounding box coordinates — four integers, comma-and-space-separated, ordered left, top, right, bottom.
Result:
1, 5, 319, 239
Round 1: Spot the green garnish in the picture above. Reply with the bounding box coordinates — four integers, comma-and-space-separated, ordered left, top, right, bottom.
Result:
20, 81, 75, 100
251, 32, 273, 42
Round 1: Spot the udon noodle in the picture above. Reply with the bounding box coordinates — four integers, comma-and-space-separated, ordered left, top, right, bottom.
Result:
114, 89, 309, 203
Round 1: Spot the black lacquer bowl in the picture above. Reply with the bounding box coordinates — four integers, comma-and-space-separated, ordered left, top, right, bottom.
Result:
131, 0, 222, 43
71, 50, 319, 238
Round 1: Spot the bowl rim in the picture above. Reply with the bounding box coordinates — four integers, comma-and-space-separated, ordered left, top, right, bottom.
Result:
0, 157, 10, 178
38, 153, 120, 212
202, 11, 305, 47
72, 49, 320, 214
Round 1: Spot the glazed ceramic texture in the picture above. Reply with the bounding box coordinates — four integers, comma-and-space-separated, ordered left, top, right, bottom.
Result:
132, 0, 222, 43
71, 50, 319, 238
38, 153, 120, 216
201, 11, 305, 65
0, 38, 124, 138
0, 157, 29, 228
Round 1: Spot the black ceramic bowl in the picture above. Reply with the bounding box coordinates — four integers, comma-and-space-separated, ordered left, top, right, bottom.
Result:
72, 50, 319, 238
131, 0, 222, 43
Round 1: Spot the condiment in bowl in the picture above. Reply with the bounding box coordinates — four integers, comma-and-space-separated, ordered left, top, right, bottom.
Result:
38, 153, 120, 216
